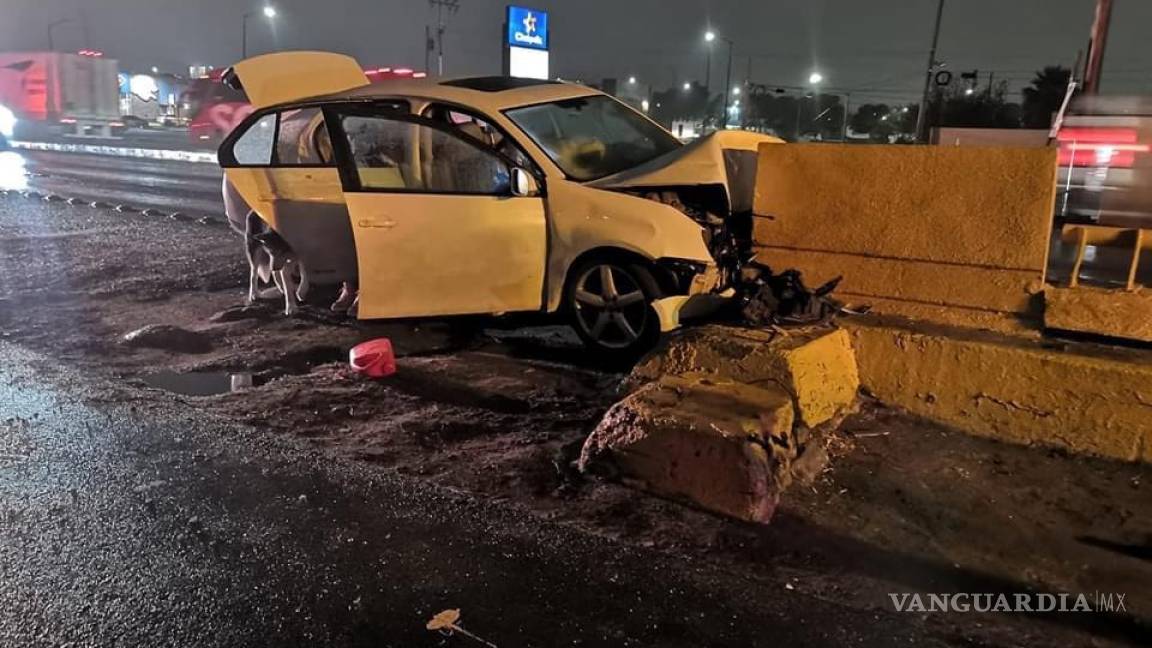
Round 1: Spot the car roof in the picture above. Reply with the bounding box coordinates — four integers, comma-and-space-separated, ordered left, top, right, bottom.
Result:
308, 76, 606, 113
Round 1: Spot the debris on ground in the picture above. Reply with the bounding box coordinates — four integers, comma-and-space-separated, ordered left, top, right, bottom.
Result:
426, 609, 498, 647
208, 304, 277, 323
121, 324, 213, 354
735, 262, 851, 327
349, 338, 397, 378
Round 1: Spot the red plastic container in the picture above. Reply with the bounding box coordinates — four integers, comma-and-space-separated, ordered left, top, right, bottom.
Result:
349, 338, 396, 378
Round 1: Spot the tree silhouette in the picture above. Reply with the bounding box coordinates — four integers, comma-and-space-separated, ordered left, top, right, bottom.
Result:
1022, 66, 1072, 129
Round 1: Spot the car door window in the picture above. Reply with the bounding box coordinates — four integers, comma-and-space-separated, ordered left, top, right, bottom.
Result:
337, 113, 513, 195
423, 104, 537, 174
231, 113, 276, 165
222, 101, 408, 168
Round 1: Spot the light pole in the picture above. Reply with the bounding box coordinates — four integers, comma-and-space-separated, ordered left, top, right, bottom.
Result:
47, 18, 72, 51
706, 31, 734, 130
795, 72, 823, 141
915, 0, 945, 143
242, 5, 277, 59
704, 31, 715, 92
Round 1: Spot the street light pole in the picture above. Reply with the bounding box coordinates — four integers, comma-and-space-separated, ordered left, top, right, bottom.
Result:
241, 6, 277, 59
704, 31, 715, 92
242, 13, 250, 59
842, 92, 851, 141
915, 0, 945, 143
47, 18, 71, 52
716, 37, 734, 130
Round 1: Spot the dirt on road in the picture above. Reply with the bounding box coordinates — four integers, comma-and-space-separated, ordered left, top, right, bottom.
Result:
1, 192, 1149, 646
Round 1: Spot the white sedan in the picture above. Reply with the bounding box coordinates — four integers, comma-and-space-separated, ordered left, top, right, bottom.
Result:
220, 52, 780, 355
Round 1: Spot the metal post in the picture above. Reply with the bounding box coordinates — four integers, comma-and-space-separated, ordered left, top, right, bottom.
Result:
842, 93, 851, 141
720, 38, 733, 129
429, 0, 460, 77
242, 12, 250, 59
795, 96, 803, 140
425, 25, 432, 75
47, 18, 71, 52
1083, 0, 1114, 94
705, 48, 712, 92
915, 0, 945, 143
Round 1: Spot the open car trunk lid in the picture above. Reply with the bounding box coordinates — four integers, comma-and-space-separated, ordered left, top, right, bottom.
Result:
588, 130, 783, 213
227, 51, 370, 109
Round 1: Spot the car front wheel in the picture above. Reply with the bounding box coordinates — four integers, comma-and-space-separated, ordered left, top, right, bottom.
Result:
566, 260, 662, 356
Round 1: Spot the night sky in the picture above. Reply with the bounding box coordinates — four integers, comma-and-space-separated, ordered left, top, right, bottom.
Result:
3, 0, 1151, 103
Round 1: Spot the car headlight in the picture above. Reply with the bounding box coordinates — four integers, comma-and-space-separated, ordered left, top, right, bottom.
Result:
0, 104, 15, 139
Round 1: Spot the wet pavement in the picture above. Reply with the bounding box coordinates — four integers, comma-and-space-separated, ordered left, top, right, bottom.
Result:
3, 150, 1150, 646
4, 149, 224, 221
0, 342, 957, 647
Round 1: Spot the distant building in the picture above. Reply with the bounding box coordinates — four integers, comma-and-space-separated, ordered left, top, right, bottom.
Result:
670, 119, 703, 140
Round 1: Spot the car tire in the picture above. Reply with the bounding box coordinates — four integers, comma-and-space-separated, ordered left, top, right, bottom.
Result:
565, 258, 663, 358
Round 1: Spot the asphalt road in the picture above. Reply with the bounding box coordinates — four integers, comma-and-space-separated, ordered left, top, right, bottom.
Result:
0, 342, 961, 647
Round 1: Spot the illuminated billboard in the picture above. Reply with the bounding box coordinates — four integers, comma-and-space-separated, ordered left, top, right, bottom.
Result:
504, 6, 550, 79
507, 6, 549, 50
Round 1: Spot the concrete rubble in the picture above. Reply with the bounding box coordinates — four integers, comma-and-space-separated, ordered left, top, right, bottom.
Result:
581, 325, 861, 523
579, 373, 797, 523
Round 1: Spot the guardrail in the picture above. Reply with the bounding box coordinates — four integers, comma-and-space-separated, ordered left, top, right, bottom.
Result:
1063, 224, 1152, 291
9, 140, 217, 164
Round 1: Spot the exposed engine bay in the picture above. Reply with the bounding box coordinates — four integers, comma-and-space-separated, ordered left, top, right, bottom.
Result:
636, 185, 755, 292
635, 186, 858, 327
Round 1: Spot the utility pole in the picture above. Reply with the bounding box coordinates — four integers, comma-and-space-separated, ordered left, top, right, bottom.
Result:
705, 48, 712, 92
429, 0, 461, 77
1083, 0, 1114, 94
842, 93, 851, 141
47, 18, 71, 51
915, 0, 945, 143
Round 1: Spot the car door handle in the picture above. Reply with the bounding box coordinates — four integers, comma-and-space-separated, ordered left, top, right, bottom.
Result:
358, 218, 397, 229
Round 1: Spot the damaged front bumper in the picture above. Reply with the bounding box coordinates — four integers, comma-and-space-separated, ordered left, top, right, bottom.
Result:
652, 261, 733, 332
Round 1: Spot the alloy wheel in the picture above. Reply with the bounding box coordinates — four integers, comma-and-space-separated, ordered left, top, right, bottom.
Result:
573, 264, 650, 350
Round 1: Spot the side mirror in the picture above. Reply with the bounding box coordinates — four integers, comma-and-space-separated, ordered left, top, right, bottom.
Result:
510, 167, 537, 197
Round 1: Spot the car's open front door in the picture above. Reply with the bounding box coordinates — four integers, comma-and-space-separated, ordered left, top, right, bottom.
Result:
325, 105, 548, 319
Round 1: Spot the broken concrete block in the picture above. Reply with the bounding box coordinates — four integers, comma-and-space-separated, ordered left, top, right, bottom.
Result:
579, 373, 796, 523
633, 325, 860, 428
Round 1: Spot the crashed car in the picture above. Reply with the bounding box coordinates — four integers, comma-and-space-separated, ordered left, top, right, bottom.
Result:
220, 52, 782, 354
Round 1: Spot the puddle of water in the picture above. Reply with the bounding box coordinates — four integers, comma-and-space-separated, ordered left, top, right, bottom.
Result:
141, 371, 260, 397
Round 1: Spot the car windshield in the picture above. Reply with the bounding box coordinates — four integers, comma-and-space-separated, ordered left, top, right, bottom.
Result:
505, 95, 682, 182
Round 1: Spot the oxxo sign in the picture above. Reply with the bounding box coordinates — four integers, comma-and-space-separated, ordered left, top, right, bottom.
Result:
504, 5, 550, 79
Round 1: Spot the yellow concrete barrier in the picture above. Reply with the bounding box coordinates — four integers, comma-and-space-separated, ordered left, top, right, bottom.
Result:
753, 144, 1058, 330
846, 317, 1152, 463
1045, 286, 1152, 343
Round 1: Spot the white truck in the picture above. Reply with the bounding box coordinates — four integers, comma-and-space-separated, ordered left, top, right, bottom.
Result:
0, 52, 122, 138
